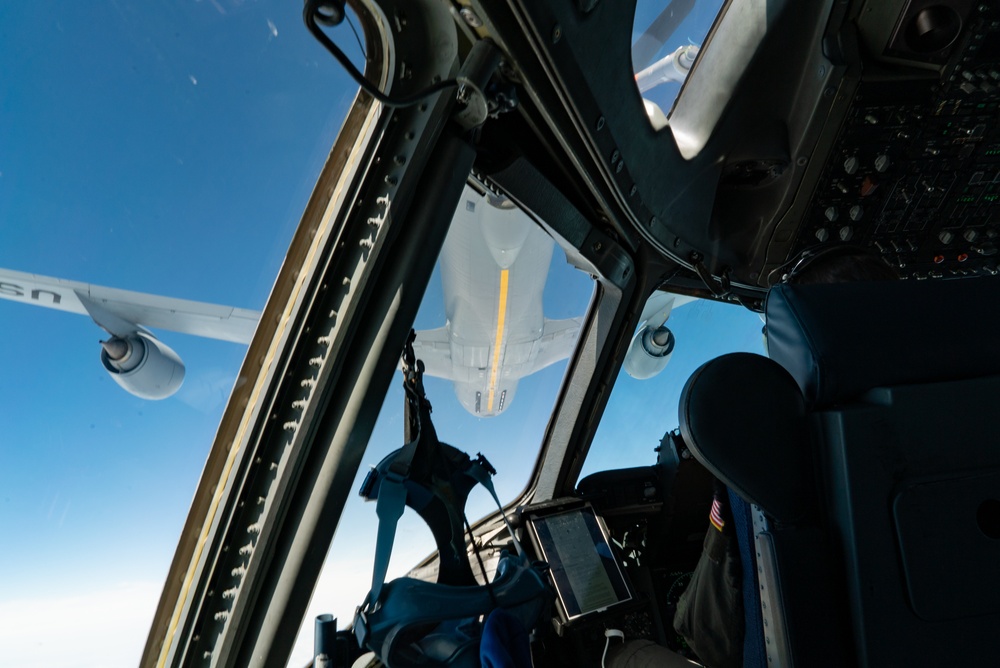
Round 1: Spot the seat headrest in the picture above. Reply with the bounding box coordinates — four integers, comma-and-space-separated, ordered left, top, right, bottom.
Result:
765, 277, 1000, 405
679, 353, 809, 523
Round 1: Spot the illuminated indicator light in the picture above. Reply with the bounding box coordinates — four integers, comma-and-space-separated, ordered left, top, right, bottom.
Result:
958, 253, 969, 262
934, 255, 945, 264
861, 176, 878, 197
487, 269, 509, 413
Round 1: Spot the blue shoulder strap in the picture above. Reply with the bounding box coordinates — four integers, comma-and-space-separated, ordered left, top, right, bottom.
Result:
369, 475, 407, 605
366, 453, 520, 610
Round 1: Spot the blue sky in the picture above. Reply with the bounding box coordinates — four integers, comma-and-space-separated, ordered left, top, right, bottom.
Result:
0, 1, 745, 665
0, 1, 359, 664
583, 300, 764, 480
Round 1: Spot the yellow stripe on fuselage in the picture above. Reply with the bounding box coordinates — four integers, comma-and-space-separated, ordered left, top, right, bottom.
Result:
487, 269, 509, 413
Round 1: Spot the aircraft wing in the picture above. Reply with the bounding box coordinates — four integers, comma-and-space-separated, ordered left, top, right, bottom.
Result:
0, 268, 260, 344
639, 291, 697, 327
411, 326, 455, 380
532, 316, 584, 372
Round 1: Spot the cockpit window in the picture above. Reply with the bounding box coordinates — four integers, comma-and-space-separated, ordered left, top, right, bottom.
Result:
580, 297, 764, 481
632, 0, 728, 127
0, 2, 360, 663
285, 184, 594, 663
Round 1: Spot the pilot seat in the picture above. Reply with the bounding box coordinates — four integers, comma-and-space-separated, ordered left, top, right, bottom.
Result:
678, 277, 1000, 667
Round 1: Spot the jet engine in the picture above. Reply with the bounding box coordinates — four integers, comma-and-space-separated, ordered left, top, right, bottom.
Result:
99, 332, 185, 399
623, 324, 675, 379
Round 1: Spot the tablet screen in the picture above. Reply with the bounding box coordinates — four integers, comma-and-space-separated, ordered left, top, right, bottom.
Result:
528, 504, 632, 620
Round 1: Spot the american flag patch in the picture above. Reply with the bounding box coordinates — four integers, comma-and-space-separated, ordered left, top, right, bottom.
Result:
710, 497, 725, 532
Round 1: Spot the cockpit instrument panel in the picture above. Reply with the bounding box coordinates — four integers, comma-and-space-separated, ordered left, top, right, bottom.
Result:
775, 3, 1000, 283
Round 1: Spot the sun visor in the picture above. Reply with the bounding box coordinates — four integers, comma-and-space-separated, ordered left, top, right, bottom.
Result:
765, 277, 1000, 405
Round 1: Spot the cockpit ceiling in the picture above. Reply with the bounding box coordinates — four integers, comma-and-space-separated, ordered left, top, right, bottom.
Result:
467, 0, 1000, 293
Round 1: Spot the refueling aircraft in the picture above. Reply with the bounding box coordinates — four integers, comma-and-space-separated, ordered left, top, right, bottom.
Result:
412, 184, 692, 415
0, 190, 689, 409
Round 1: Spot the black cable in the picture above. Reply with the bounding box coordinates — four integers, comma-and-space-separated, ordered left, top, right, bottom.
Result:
344, 9, 366, 62
303, 0, 460, 108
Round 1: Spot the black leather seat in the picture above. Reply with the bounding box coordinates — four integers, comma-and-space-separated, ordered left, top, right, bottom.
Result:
679, 277, 1000, 667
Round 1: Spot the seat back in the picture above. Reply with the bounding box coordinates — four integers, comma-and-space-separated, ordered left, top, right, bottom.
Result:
681, 277, 1000, 667
679, 352, 851, 667
812, 376, 1000, 666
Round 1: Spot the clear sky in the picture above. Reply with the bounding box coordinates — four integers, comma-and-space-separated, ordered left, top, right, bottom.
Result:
0, 1, 359, 664
0, 1, 745, 666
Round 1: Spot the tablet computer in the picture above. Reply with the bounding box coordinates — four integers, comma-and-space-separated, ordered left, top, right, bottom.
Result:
524, 499, 633, 622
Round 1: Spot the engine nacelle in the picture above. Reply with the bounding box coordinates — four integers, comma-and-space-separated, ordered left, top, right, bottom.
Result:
623, 324, 675, 380
100, 332, 185, 400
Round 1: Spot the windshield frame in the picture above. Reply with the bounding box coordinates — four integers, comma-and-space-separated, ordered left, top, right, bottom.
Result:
142, 3, 457, 666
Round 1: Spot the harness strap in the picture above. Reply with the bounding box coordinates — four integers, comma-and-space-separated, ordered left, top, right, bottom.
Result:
368, 455, 522, 608
370, 475, 407, 605
465, 461, 525, 558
